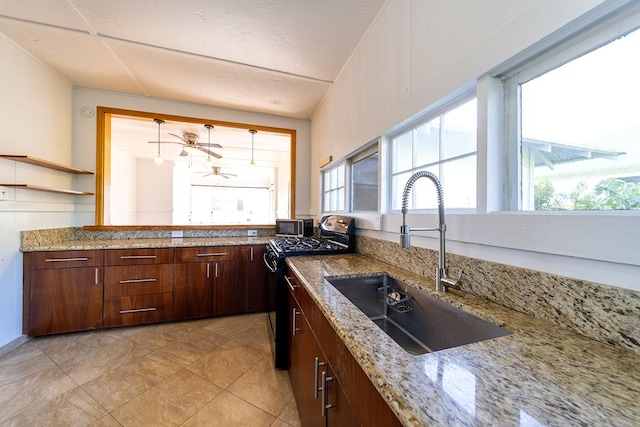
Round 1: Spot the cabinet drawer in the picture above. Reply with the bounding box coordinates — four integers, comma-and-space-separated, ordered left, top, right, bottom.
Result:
27, 250, 103, 270
103, 293, 173, 327
104, 264, 173, 297
284, 271, 303, 305
104, 248, 173, 266
174, 246, 242, 262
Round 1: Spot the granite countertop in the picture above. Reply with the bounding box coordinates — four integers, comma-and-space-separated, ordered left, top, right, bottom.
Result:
20, 236, 273, 252
286, 253, 640, 427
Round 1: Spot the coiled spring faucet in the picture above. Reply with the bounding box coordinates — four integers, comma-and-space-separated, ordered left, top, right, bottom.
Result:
400, 171, 462, 292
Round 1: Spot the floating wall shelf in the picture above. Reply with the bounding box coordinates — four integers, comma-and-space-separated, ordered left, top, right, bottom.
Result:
0, 154, 94, 196
0, 155, 94, 174
0, 184, 94, 195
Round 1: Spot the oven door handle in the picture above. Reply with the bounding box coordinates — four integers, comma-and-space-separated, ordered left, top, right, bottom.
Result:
263, 252, 278, 273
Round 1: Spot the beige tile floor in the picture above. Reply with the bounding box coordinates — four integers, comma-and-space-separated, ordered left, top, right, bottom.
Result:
0, 312, 301, 426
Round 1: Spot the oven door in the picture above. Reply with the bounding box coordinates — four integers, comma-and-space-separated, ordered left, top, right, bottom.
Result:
263, 246, 288, 369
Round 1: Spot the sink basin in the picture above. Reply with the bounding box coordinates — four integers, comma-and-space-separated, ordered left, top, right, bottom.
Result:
327, 275, 511, 355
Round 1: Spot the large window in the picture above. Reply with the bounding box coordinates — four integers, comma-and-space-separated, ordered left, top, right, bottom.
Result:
323, 163, 345, 212
351, 151, 379, 212
390, 98, 477, 210
513, 27, 640, 211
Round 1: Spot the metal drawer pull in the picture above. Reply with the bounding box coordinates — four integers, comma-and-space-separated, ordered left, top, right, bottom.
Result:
250, 247, 254, 262
284, 276, 298, 291
95, 268, 100, 285
119, 278, 157, 284
321, 371, 334, 417
292, 308, 300, 335
120, 255, 157, 259
45, 257, 89, 262
314, 357, 327, 398
119, 307, 157, 314
196, 253, 228, 257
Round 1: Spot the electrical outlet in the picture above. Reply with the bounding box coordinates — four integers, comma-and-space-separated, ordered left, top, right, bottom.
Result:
171, 230, 183, 238
0, 186, 7, 201
247, 229, 258, 237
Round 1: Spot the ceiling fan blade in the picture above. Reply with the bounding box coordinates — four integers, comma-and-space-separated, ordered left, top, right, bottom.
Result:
202, 143, 223, 149
147, 141, 183, 145
222, 173, 237, 178
168, 133, 188, 144
198, 147, 222, 159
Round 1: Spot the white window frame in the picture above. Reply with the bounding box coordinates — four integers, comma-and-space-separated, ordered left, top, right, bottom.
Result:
388, 93, 477, 213
350, 144, 380, 213
498, 3, 640, 212
321, 162, 346, 213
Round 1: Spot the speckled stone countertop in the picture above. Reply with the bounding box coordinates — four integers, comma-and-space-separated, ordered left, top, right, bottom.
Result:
20, 236, 273, 252
286, 254, 640, 427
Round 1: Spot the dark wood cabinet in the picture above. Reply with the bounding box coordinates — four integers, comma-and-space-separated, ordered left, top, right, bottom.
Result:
244, 245, 268, 312
286, 271, 400, 427
174, 245, 267, 319
103, 248, 174, 327
286, 273, 359, 427
173, 261, 213, 319
23, 250, 104, 335
213, 259, 243, 316
23, 243, 270, 335
288, 289, 325, 427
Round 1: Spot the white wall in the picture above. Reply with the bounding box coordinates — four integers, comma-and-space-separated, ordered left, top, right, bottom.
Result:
72, 88, 312, 225
0, 34, 74, 347
110, 149, 137, 224
311, 0, 640, 292
136, 158, 173, 224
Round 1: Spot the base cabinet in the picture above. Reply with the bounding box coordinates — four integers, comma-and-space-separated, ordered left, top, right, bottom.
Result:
24, 244, 270, 335
103, 249, 174, 327
287, 274, 359, 427
23, 250, 103, 335
245, 245, 269, 312
286, 272, 401, 427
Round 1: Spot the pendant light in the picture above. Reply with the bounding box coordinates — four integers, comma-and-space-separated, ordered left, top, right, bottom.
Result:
249, 129, 257, 167
154, 119, 165, 165
204, 124, 214, 165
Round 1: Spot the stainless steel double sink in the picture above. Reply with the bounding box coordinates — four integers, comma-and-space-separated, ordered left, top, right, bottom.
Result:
326, 274, 511, 355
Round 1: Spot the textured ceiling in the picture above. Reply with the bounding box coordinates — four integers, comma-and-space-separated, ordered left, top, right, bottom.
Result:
0, 0, 386, 118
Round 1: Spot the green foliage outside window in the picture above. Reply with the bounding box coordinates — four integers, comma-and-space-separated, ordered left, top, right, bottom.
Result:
534, 178, 640, 211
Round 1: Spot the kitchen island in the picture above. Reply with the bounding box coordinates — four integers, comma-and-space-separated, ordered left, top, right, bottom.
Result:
286, 253, 640, 426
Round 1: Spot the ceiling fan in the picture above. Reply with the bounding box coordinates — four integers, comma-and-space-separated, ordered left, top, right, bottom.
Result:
148, 124, 223, 158
203, 166, 237, 179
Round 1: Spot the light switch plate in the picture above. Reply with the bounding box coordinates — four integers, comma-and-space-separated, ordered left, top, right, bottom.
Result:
171, 230, 183, 238
247, 229, 258, 236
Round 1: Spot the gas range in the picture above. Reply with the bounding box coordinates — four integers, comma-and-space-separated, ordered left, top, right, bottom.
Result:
263, 215, 355, 370
267, 215, 355, 259
269, 235, 348, 256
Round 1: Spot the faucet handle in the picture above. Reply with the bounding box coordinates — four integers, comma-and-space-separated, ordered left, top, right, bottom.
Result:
441, 269, 463, 291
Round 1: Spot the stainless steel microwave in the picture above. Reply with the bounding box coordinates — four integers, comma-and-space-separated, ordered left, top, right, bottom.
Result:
275, 218, 314, 237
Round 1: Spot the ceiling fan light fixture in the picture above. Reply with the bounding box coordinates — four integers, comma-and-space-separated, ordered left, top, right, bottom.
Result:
249, 129, 257, 168
153, 119, 165, 165
205, 124, 214, 164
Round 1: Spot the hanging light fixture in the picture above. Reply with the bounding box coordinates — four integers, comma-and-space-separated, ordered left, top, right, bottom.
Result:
204, 124, 214, 165
249, 129, 257, 167
154, 119, 165, 165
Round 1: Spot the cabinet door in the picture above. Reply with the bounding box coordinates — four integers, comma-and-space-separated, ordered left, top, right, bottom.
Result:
245, 245, 268, 312
213, 260, 242, 316
174, 262, 213, 319
29, 267, 103, 335
325, 364, 359, 427
288, 292, 325, 427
